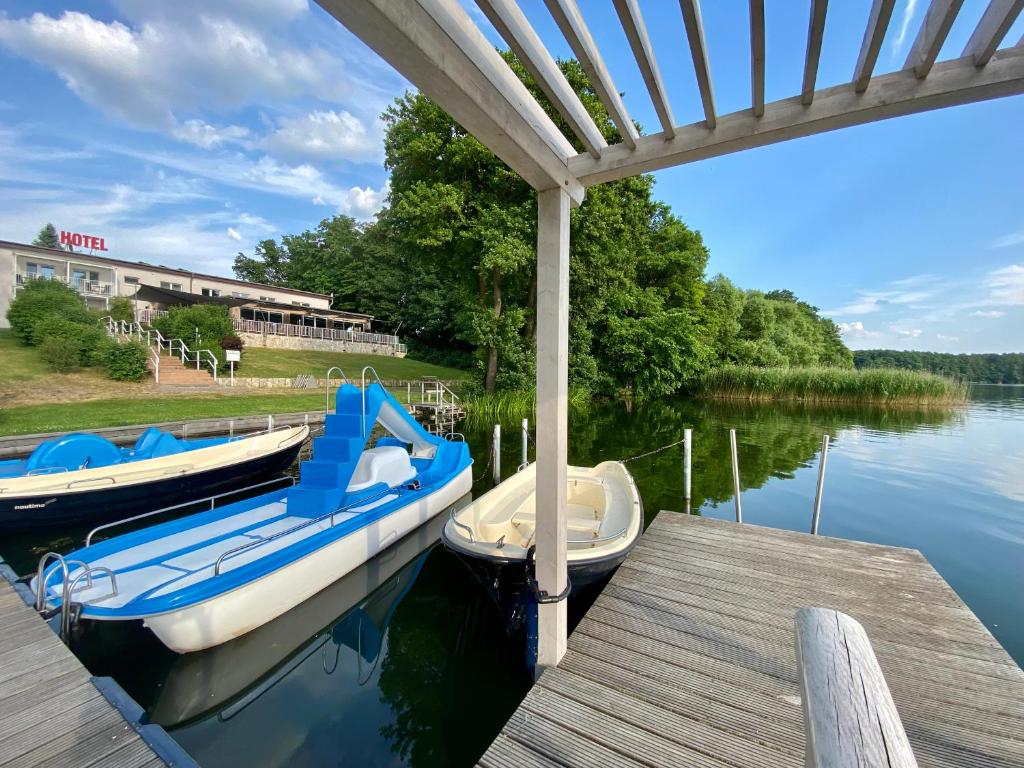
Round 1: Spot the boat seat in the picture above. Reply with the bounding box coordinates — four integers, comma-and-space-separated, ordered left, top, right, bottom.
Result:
511, 504, 603, 535
347, 446, 416, 492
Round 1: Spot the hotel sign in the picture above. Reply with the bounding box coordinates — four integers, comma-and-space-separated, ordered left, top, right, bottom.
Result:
60, 230, 108, 251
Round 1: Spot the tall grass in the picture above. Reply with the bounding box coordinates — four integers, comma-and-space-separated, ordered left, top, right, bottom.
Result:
696, 366, 968, 406
462, 388, 591, 422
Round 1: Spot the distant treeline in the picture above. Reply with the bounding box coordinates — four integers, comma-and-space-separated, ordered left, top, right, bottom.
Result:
854, 350, 1024, 384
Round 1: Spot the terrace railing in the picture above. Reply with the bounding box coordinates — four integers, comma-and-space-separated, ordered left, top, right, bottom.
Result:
16, 272, 114, 297
233, 318, 406, 353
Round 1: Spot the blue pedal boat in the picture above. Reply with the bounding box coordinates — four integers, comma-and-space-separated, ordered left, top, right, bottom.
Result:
0, 425, 308, 532
32, 375, 472, 653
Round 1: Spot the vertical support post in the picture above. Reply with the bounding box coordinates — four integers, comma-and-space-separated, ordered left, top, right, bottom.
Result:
535, 187, 570, 676
492, 423, 501, 484
268, 414, 273, 432
407, 382, 411, 404
182, 423, 188, 438
521, 418, 529, 470
683, 427, 692, 510
229, 420, 234, 438
730, 429, 743, 523
811, 434, 830, 535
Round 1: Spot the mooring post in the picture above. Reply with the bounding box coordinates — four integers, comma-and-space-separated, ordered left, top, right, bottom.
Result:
521, 418, 529, 470
229, 420, 234, 438
407, 382, 411, 404
730, 429, 743, 523
683, 427, 692, 510
268, 414, 274, 432
493, 423, 501, 484
182, 423, 188, 439
811, 434, 830, 535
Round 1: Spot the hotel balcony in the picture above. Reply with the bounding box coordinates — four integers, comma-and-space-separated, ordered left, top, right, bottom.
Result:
15, 273, 114, 297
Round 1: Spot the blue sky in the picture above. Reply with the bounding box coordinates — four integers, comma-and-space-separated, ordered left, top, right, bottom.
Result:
0, 1, 1022, 352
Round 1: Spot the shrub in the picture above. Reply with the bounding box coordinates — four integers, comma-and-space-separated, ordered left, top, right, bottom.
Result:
39, 336, 85, 373
6, 279, 92, 344
108, 297, 135, 323
31, 313, 106, 363
102, 340, 150, 381
153, 304, 233, 366
220, 333, 244, 369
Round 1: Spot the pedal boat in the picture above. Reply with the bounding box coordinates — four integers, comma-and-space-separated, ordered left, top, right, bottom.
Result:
32, 381, 472, 653
442, 461, 642, 589
0, 426, 308, 531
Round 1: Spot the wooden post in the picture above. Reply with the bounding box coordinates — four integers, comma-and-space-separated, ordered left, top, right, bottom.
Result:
683, 427, 692, 510
534, 187, 570, 676
795, 607, 919, 767
730, 429, 742, 523
811, 434, 830, 535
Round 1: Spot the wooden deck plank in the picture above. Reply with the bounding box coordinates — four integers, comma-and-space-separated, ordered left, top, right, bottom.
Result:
0, 580, 164, 767
478, 512, 1024, 768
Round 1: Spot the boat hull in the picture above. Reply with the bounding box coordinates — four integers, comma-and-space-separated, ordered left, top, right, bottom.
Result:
0, 440, 304, 533
139, 465, 473, 653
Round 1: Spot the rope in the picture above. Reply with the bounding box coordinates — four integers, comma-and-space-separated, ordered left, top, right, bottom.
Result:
473, 445, 494, 484
621, 437, 687, 464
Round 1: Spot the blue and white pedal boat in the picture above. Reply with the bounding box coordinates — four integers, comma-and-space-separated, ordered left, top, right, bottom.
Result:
33, 379, 471, 653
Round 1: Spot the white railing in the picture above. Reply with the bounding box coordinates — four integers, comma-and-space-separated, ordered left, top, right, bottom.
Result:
16, 272, 113, 296
169, 338, 219, 381
103, 316, 216, 382
233, 318, 406, 352
135, 308, 168, 325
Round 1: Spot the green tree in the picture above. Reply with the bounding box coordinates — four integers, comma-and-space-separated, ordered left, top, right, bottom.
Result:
32, 223, 64, 250
6, 279, 92, 344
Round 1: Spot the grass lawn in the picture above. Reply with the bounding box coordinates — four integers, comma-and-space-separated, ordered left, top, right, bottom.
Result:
0, 392, 333, 436
240, 347, 470, 382
0, 330, 50, 384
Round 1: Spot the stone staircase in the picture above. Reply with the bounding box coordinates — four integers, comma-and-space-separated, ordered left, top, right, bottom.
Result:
153, 354, 218, 388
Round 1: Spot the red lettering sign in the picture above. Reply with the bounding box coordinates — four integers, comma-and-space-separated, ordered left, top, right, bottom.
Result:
59, 231, 108, 252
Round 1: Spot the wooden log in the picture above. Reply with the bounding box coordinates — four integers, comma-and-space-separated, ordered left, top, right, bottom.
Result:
795, 607, 918, 768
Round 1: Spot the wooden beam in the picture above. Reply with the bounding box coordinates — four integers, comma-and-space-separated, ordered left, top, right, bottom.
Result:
796, 608, 919, 768
678, 0, 717, 128
534, 186, 570, 676
544, 0, 639, 149
749, 0, 765, 117
569, 48, 1024, 186
963, 0, 1024, 67
905, 0, 966, 78
317, 0, 584, 204
613, 0, 676, 138
476, 0, 607, 159
802, 0, 829, 105
854, 0, 897, 92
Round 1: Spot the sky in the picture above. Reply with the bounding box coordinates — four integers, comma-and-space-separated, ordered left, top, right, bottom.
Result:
0, 0, 1022, 353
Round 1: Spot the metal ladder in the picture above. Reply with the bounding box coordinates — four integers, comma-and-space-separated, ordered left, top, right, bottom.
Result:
35, 553, 118, 639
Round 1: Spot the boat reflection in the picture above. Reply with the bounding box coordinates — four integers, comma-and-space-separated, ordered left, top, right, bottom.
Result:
148, 505, 457, 729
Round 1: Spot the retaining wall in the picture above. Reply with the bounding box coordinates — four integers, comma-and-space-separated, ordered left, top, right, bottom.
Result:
238, 332, 406, 357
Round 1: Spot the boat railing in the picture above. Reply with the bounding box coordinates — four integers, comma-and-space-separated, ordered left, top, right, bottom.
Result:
66, 476, 116, 489
61, 566, 117, 637
568, 525, 631, 548
449, 508, 476, 543
26, 466, 70, 476
324, 366, 349, 414
361, 366, 386, 437
444, 432, 466, 442
224, 423, 297, 444
213, 486, 397, 576
35, 553, 92, 611
85, 475, 297, 546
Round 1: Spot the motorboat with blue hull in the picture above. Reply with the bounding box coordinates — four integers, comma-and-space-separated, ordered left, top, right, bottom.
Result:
33, 375, 472, 653
0, 426, 309, 532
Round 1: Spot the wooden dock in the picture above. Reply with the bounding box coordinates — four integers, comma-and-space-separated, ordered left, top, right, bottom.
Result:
480, 512, 1024, 768
0, 576, 191, 768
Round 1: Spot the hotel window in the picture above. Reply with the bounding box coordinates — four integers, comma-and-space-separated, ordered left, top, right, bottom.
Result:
26, 262, 37, 276
124, 276, 139, 284
201, 288, 221, 297
160, 281, 183, 291
259, 295, 275, 302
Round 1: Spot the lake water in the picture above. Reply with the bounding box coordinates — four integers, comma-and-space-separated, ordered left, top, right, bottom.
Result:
2, 385, 1021, 767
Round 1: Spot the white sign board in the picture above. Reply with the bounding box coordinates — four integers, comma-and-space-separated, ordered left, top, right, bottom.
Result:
225, 350, 241, 362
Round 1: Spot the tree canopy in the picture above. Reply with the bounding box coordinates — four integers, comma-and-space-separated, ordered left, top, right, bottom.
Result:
855, 350, 1023, 384
32, 223, 67, 251
234, 54, 849, 398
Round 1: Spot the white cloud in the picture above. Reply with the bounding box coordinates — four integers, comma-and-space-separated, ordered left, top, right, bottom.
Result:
985, 264, 1024, 306
837, 321, 882, 339
992, 230, 1024, 249
227, 227, 242, 241
893, 327, 923, 339
0, 10, 353, 140
824, 285, 938, 317
890, 0, 920, 61
936, 333, 959, 341
262, 110, 383, 163
172, 120, 250, 149
972, 309, 1005, 318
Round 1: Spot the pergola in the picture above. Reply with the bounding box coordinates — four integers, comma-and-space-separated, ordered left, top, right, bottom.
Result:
317, 0, 1024, 674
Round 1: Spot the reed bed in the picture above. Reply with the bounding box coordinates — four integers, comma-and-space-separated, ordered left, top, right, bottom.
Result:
462, 388, 590, 422
696, 366, 968, 406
